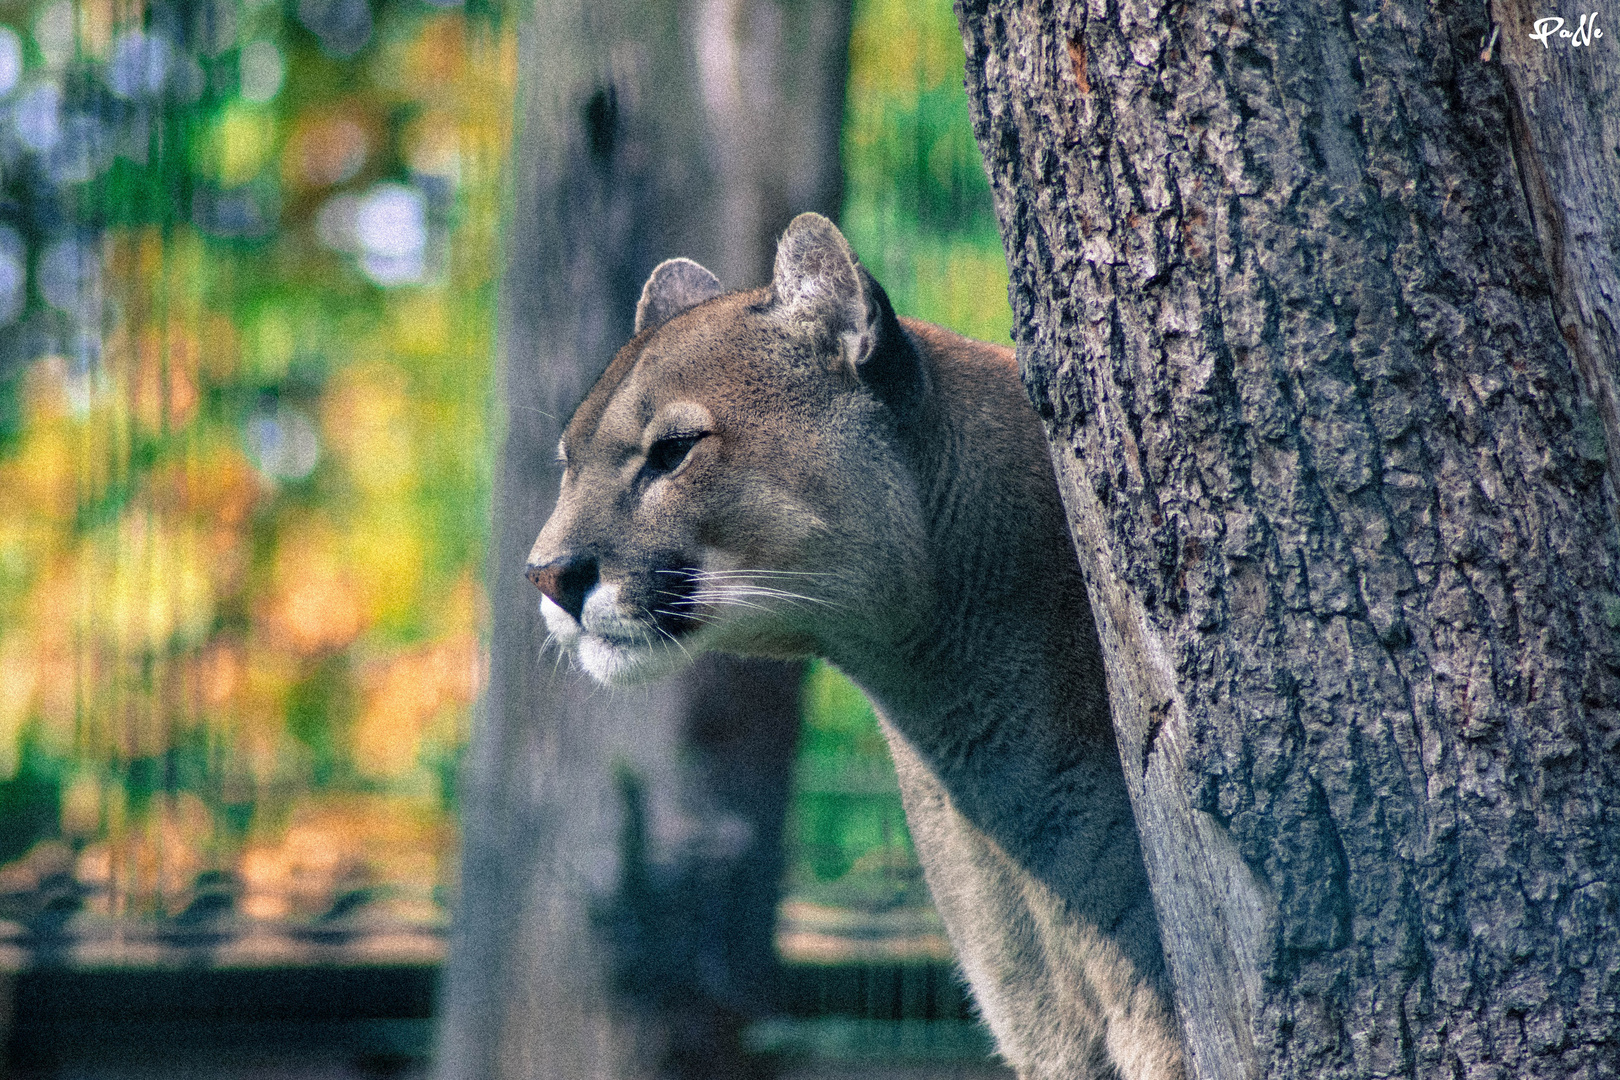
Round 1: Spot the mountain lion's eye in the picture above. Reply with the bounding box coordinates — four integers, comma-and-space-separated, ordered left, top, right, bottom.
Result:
646, 432, 703, 475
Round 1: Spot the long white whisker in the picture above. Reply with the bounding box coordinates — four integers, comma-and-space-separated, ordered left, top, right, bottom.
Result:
569, 664, 593, 697
539, 629, 572, 679
651, 569, 843, 615
654, 623, 693, 665
689, 574, 834, 585
691, 594, 775, 613
507, 402, 559, 420
655, 607, 716, 626
694, 585, 839, 609
655, 568, 833, 580
690, 569, 833, 578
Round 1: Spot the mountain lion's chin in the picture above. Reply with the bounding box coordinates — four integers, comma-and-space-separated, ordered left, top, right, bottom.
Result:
577, 633, 694, 686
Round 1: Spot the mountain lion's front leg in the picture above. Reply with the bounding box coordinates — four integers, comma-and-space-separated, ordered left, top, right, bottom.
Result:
879, 717, 1186, 1080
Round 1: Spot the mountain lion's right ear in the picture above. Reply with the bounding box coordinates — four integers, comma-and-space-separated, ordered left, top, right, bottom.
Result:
635, 258, 724, 335
772, 214, 924, 415
770, 213, 878, 374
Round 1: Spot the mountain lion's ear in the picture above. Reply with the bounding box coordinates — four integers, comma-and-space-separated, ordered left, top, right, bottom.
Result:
635, 258, 724, 335
770, 213, 878, 372
772, 214, 924, 414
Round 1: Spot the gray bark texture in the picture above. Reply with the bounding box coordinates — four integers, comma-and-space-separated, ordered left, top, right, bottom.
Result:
955, 1, 1620, 1078
436, 3, 850, 1079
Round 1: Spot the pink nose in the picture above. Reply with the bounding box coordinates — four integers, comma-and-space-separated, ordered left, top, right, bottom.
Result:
526, 555, 597, 622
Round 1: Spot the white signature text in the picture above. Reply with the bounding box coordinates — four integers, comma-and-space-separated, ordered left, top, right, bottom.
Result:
1529, 12, 1604, 47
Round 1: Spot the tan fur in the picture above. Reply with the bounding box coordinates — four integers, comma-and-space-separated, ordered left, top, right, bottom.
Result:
527, 215, 1186, 1080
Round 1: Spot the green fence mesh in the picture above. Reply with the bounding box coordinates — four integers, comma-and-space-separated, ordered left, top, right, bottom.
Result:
0, 0, 511, 963
0, 0, 1011, 974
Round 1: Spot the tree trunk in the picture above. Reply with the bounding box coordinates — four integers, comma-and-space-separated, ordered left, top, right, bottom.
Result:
436, 3, 850, 1079
956, 2, 1620, 1078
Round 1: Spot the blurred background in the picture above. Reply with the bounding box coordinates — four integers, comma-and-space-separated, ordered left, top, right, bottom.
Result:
0, 0, 1013, 1075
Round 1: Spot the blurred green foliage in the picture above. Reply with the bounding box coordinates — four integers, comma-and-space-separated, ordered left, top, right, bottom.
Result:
841, 0, 1010, 344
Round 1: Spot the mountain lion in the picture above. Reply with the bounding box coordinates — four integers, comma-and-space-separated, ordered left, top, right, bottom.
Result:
526, 214, 1185, 1080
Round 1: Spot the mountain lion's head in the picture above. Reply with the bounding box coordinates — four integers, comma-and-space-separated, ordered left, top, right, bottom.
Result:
526, 214, 934, 684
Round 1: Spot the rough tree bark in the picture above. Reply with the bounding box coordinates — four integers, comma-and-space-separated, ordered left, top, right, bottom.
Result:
436, 3, 850, 1079
956, 1, 1620, 1078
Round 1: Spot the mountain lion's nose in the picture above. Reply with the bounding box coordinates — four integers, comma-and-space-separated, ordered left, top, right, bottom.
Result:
526, 554, 599, 622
